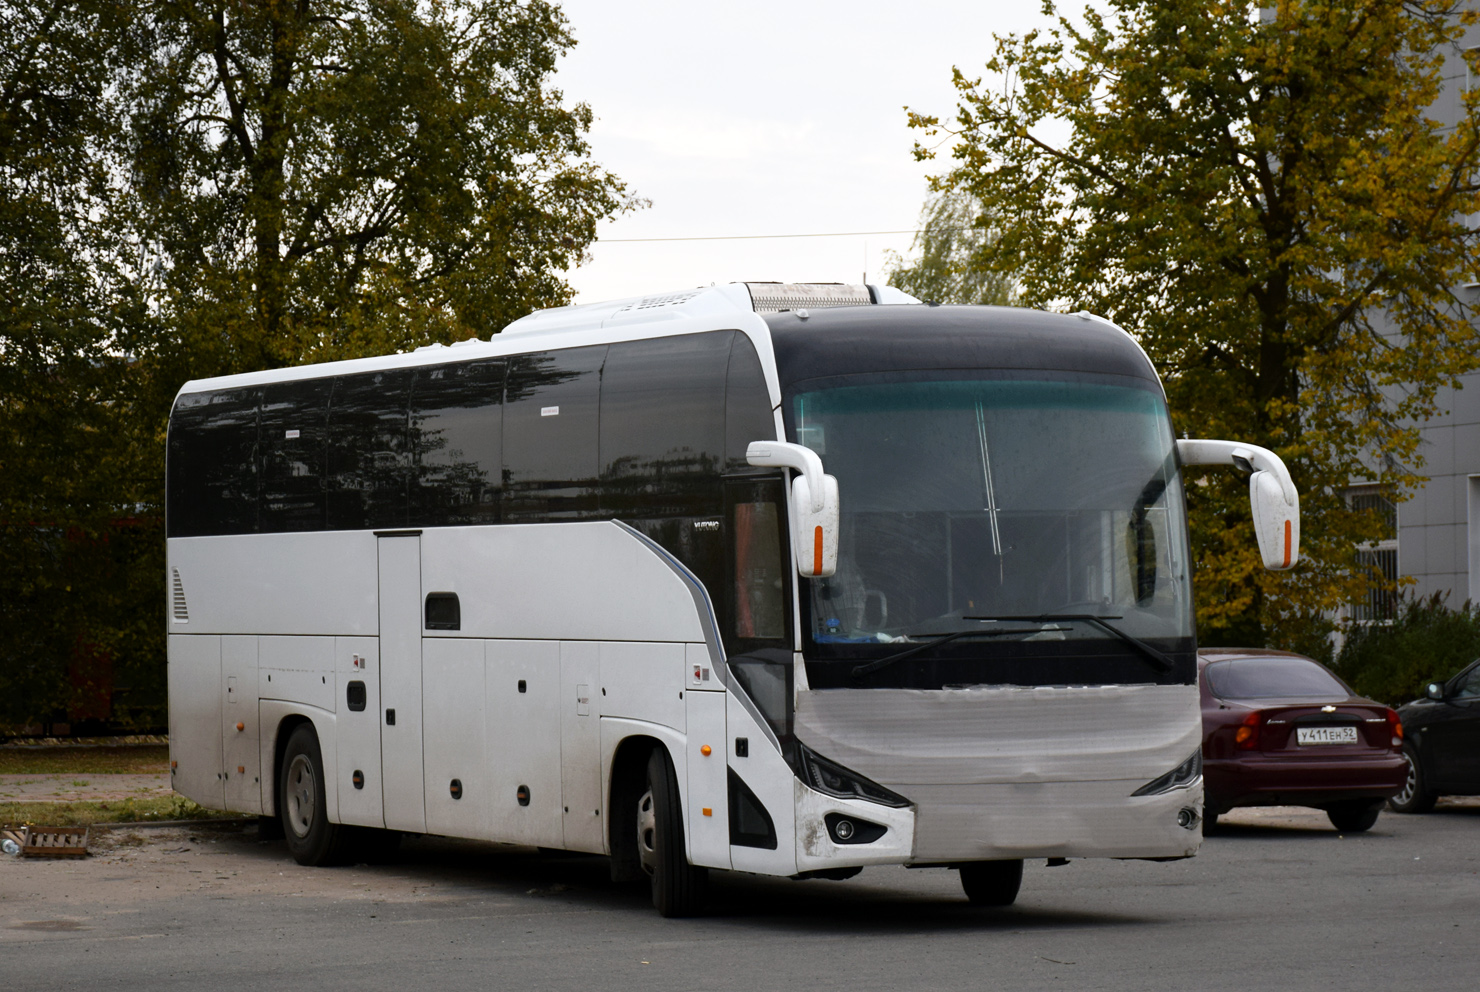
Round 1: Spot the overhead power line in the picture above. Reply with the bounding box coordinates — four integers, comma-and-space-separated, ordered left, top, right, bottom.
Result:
599, 228, 922, 243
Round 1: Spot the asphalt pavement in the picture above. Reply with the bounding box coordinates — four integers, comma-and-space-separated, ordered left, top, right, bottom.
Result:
2, 801, 1477, 991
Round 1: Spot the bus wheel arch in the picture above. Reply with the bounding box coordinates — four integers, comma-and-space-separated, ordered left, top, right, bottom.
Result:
608, 735, 661, 883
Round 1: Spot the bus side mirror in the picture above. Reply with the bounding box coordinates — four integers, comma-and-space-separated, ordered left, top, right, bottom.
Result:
1248, 469, 1299, 571
1177, 438, 1300, 570
789, 471, 839, 578
745, 440, 840, 578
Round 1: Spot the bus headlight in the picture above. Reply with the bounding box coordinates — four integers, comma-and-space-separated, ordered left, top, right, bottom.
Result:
797, 743, 911, 808
1131, 750, 1202, 797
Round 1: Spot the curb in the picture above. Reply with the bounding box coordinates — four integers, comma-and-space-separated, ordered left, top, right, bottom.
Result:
86, 817, 258, 831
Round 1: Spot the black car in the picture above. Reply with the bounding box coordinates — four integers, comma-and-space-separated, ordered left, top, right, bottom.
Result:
1389, 658, 1480, 812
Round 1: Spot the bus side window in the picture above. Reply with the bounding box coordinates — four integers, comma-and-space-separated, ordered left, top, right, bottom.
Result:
408, 360, 504, 527
167, 387, 261, 537
326, 369, 415, 530
733, 497, 786, 640
725, 332, 775, 470
259, 378, 333, 533
503, 347, 605, 523
600, 332, 729, 518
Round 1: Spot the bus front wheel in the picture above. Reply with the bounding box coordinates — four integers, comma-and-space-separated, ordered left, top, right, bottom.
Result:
637, 747, 707, 917
279, 724, 352, 866
959, 859, 1024, 907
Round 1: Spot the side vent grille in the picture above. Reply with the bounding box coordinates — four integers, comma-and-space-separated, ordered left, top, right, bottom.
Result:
611, 290, 702, 314
171, 567, 189, 622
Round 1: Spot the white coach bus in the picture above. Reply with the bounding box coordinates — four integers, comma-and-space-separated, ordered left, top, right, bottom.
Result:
166, 282, 1300, 916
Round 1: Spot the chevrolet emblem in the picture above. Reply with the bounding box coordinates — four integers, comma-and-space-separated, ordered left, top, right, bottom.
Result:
1321, 705, 1337, 713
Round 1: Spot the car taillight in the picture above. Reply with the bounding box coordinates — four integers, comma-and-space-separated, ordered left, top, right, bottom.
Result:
1235, 710, 1261, 750
1386, 708, 1403, 747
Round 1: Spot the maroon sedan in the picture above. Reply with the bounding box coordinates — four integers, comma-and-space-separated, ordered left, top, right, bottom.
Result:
1200, 648, 1406, 833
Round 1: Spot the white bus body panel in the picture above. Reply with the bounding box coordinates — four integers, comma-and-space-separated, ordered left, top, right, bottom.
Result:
684, 688, 730, 869
422, 636, 484, 839
559, 640, 604, 852
335, 636, 383, 827
168, 634, 223, 808
795, 683, 1202, 861
221, 635, 261, 813
169, 531, 378, 635
484, 639, 564, 845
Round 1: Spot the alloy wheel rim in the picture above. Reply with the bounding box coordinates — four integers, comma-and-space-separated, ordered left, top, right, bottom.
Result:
637, 788, 657, 876
1394, 752, 1418, 807
286, 754, 316, 838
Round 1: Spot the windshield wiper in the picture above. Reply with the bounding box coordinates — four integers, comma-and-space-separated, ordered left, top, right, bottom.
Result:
964, 614, 1175, 674
849, 626, 1042, 680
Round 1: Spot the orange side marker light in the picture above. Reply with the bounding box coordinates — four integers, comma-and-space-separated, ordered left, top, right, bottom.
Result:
702, 808, 712, 817
700, 745, 712, 756
813, 526, 824, 576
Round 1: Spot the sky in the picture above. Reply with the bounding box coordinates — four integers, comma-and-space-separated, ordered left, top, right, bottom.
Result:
551, 1, 1052, 304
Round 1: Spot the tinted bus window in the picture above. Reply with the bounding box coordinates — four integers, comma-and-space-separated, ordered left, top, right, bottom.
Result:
725, 333, 775, 471
259, 378, 333, 532
167, 387, 260, 537
327, 369, 415, 530
503, 348, 605, 522
601, 332, 729, 518
408, 360, 505, 527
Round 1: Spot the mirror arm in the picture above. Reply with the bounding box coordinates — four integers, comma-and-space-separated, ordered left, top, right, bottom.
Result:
746, 441, 826, 512
1176, 439, 1297, 507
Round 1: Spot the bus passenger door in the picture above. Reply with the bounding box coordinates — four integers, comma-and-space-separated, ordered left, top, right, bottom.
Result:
378, 534, 425, 833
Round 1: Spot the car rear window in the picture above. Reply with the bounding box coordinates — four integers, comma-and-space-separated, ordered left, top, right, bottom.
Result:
1204, 657, 1349, 699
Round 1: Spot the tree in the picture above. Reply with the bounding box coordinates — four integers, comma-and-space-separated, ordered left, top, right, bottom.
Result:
908, 0, 1480, 650
125, 0, 635, 384
0, 0, 634, 729
0, 1, 165, 728
884, 187, 1014, 305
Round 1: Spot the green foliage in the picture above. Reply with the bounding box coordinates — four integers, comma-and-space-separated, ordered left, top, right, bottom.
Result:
1, 1, 633, 726
1, 1, 162, 727
125, 0, 634, 378
908, 1, 1480, 650
1335, 594, 1480, 704
884, 187, 1015, 305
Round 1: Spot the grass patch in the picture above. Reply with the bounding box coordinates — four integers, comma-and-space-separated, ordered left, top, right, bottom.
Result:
0, 745, 169, 775
0, 794, 238, 828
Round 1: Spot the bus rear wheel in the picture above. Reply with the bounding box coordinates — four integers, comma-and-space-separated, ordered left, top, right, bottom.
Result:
279, 724, 352, 866
959, 859, 1024, 907
637, 748, 707, 917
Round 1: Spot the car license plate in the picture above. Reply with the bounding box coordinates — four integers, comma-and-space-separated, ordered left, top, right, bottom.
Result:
1297, 726, 1358, 745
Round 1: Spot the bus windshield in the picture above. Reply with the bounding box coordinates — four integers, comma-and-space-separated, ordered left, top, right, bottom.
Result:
789, 372, 1193, 677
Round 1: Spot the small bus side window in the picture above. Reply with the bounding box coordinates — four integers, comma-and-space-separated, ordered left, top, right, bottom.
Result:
503, 347, 605, 522
326, 369, 415, 530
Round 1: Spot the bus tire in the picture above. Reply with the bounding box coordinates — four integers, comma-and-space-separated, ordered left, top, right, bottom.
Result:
959, 859, 1023, 907
638, 747, 707, 917
279, 724, 352, 866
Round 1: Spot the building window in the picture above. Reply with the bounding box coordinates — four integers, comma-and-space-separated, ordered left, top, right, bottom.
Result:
1349, 486, 1398, 623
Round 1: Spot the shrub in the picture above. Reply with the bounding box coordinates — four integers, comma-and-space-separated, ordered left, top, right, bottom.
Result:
1334, 593, 1480, 705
